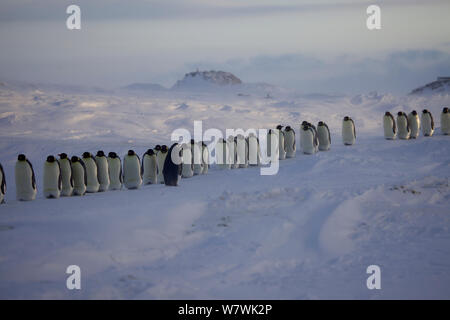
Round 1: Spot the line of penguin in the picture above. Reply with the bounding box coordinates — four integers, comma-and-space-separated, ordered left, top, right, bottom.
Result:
2, 107, 448, 204
383, 107, 449, 140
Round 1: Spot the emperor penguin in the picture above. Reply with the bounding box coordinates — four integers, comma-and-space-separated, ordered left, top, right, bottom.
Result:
276, 125, 287, 160
43, 155, 62, 199
95, 150, 110, 192
216, 138, 231, 169
82, 152, 100, 193
342, 116, 356, 145
156, 145, 168, 183
284, 126, 296, 158
201, 142, 209, 174
181, 143, 194, 178
227, 136, 239, 169
266, 129, 279, 161
421, 109, 434, 137
15, 154, 37, 201
236, 134, 248, 168
163, 143, 183, 186
317, 121, 331, 151
397, 112, 411, 140
300, 123, 318, 154
70, 156, 87, 196
441, 107, 450, 135
123, 150, 142, 189
408, 110, 420, 139
107, 152, 122, 190
190, 140, 203, 175
0, 163, 6, 204
383, 112, 397, 140
142, 149, 158, 184
59, 153, 73, 196
248, 133, 260, 166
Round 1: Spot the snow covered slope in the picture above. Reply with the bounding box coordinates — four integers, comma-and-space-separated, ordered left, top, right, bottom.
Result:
0, 84, 449, 299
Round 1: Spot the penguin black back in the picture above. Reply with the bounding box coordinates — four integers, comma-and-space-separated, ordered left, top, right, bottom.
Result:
163, 143, 182, 186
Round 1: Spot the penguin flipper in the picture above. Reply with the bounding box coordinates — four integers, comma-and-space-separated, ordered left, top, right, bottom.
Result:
26, 159, 36, 190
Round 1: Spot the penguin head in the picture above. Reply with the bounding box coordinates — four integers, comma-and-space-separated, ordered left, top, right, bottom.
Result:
71, 156, 79, 162
46, 155, 55, 163
82, 152, 91, 158
285, 126, 292, 131
411, 110, 417, 116
108, 152, 117, 158
318, 121, 324, 126
276, 125, 283, 130
302, 124, 309, 131
18, 154, 26, 161
146, 149, 155, 156
301, 121, 308, 126
161, 145, 168, 153
384, 112, 391, 116
96, 150, 105, 157
422, 109, 428, 114
397, 111, 403, 116
127, 150, 135, 156
59, 153, 68, 159
344, 116, 350, 121
155, 145, 161, 151
443, 107, 449, 113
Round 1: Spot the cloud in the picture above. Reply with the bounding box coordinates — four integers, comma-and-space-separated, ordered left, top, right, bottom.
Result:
183, 50, 450, 94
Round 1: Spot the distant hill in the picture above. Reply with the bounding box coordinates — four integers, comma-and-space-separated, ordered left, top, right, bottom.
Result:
410, 77, 450, 95
172, 70, 242, 90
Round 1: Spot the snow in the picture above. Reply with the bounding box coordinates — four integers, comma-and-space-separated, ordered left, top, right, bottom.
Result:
0, 82, 449, 299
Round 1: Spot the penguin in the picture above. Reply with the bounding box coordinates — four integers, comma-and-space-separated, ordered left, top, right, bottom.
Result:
156, 145, 168, 183
95, 150, 110, 192
15, 154, 37, 201
421, 109, 434, 137
201, 142, 209, 174
397, 112, 411, 140
43, 155, 61, 199
70, 156, 87, 196
107, 152, 122, 190
441, 107, 450, 135
266, 129, 279, 161
300, 123, 318, 154
317, 121, 331, 151
181, 143, 194, 178
82, 152, 100, 193
383, 111, 397, 140
142, 149, 158, 184
342, 116, 356, 145
227, 136, 239, 169
123, 150, 142, 189
276, 125, 287, 160
0, 163, 6, 204
163, 143, 183, 186
216, 138, 231, 169
191, 140, 203, 175
248, 132, 260, 166
59, 153, 73, 196
284, 126, 296, 158
236, 134, 248, 168
408, 110, 420, 139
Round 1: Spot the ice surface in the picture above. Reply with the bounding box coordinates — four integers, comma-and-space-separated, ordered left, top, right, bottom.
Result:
0, 83, 449, 299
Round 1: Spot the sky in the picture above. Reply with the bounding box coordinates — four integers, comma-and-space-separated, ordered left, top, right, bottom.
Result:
0, 0, 449, 94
